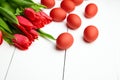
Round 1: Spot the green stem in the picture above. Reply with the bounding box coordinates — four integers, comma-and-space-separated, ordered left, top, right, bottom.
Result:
37, 29, 56, 40
0, 26, 14, 44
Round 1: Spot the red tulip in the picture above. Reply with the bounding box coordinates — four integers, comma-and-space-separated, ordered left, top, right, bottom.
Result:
31, 12, 46, 29
39, 11, 52, 24
16, 16, 34, 31
0, 31, 3, 45
29, 29, 39, 39
12, 34, 31, 50
32, 19, 44, 29
24, 8, 36, 21
23, 8, 52, 29
16, 25, 34, 41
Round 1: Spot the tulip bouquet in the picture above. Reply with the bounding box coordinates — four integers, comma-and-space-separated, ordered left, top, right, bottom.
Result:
0, 0, 55, 50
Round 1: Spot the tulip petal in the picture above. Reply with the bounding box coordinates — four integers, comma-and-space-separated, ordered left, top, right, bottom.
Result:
17, 16, 33, 31
12, 34, 31, 50
24, 8, 36, 21
0, 31, 3, 45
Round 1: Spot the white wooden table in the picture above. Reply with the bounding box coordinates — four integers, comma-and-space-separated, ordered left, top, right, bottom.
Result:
0, 0, 120, 80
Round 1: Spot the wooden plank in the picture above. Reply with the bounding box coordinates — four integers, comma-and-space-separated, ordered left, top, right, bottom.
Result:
0, 41, 15, 80
5, 25, 66, 80
64, 0, 120, 80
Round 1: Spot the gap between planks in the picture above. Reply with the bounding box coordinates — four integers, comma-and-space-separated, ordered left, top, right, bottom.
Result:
4, 48, 16, 80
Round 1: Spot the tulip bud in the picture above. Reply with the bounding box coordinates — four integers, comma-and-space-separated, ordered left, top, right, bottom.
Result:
0, 31, 3, 45
24, 8, 36, 21
16, 25, 34, 42
29, 29, 39, 39
31, 12, 51, 29
32, 19, 44, 29
37, 12, 48, 25
23, 8, 52, 29
39, 11, 52, 24
12, 34, 31, 50
16, 16, 34, 31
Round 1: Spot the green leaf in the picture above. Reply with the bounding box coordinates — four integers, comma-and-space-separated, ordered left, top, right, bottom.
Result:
30, 4, 46, 12
10, 0, 34, 7
0, 2, 15, 13
37, 29, 56, 40
0, 17, 12, 33
3, 37, 13, 44
0, 7, 18, 24
0, 0, 6, 5
0, 26, 13, 39
15, 8, 24, 15
24, 0, 34, 3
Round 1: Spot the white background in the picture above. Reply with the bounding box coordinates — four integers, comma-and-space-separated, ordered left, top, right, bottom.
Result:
0, 0, 120, 80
